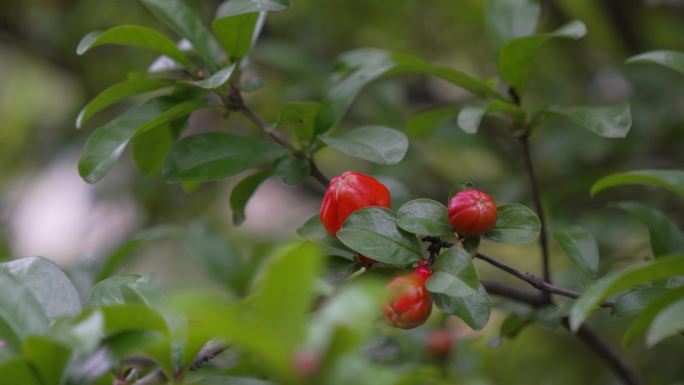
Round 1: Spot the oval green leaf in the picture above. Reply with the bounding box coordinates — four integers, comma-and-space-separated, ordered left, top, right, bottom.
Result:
553, 226, 599, 278
549, 102, 631, 139
426, 247, 480, 298
646, 297, 684, 347
613, 202, 684, 257
320, 126, 409, 165
626, 50, 684, 77
230, 170, 273, 225
621, 286, 684, 346
396, 198, 453, 236
432, 283, 491, 330
591, 169, 684, 199
484, 203, 540, 244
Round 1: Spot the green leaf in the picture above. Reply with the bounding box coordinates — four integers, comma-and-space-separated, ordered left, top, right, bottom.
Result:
316, 48, 500, 133
621, 286, 684, 346
396, 198, 453, 236
1, 256, 82, 321
188, 377, 275, 385
405, 106, 458, 139
86, 275, 147, 308
569, 255, 684, 331
186, 64, 236, 89
485, 0, 540, 51
553, 226, 599, 278
140, 0, 225, 68
230, 170, 272, 225
0, 358, 42, 385
212, 13, 261, 61
22, 336, 71, 385
273, 155, 310, 186
0, 268, 48, 341
500, 314, 531, 339
432, 283, 491, 330
457, 100, 524, 134
426, 248, 480, 298
614, 202, 684, 257
76, 78, 173, 129
276, 101, 321, 142
296, 215, 354, 260
549, 102, 631, 139
646, 297, 684, 347
448, 182, 475, 200
79, 98, 212, 183
591, 169, 684, 199
613, 287, 672, 317
626, 50, 684, 76
216, 0, 289, 14
76, 25, 190, 66
320, 126, 409, 165
131, 122, 178, 175
100, 304, 168, 336
484, 203, 540, 244
498, 21, 587, 93
163, 132, 286, 182
336, 207, 422, 266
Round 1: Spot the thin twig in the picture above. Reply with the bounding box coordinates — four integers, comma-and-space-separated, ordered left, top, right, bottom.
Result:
480, 280, 547, 306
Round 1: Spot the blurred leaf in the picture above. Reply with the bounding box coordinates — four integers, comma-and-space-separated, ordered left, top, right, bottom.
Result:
273, 155, 310, 186
320, 126, 408, 165
132, 122, 177, 175
569, 255, 684, 331
485, 0, 540, 51
432, 283, 491, 330
276, 101, 320, 142
426, 248, 480, 298
405, 106, 458, 139
100, 304, 168, 336
22, 336, 71, 385
230, 170, 272, 225
553, 226, 599, 278
484, 203, 540, 244
396, 198, 453, 236
622, 286, 684, 346
79, 98, 212, 183
626, 50, 684, 76
140, 0, 225, 68
498, 21, 586, 93
448, 182, 475, 200
591, 169, 684, 198
186, 64, 236, 89
1, 257, 82, 321
76, 79, 173, 129
500, 314, 531, 339
336, 208, 422, 266
163, 132, 286, 182
0, 358, 41, 385
0, 268, 48, 343
613, 202, 684, 257
76, 25, 190, 66
188, 377, 275, 385
549, 102, 631, 138
646, 297, 684, 347
457, 100, 524, 134
613, 287, 672, 318
297, 215, 355, 260
216, 0, 288, 14
316, 48, 500, 133
86, 275, 147, 308
238, 75, 266, 91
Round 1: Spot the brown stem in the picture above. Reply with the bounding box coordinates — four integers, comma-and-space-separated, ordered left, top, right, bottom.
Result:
480, 280, 547, 306
130, 342, 230, 385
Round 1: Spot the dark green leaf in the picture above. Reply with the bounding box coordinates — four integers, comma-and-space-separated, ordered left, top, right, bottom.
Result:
320, 126, 409, 165
22, 336, 71, 385
163, 132, 286, 182
500, 314, 531, 339
569, 255, 684, 331
405, 106, 458, 139
553, 226, 599, 278
276, 101, 320, 142
448, 182, 475, 200
457, 100, 524, 134
484, 203, 540, 244
0, 358, 42, 385
296, 215, 355, 260
622, 288, 684, 346
230, 170, 272, 225
131, 122, 177, 175
426, 248, 480, 298
612, 287, 672, 318
432, 283, 491, 330
273, 155, 310, 186
76, 79, 173, 129
626, 50, 684, 76
645, 293, 684, 347
396, 198, 453, 236
336, 207, 422, 266
213, 13, 260, 61
76, 25, 189, 66
549, 102, 631, 138
186, 64, 236, 89
485, 0, 540, 51
140, 0, 225, 68
79, 98, 212, 183
591, 169, 684, 199
614, 202, 684, 257
498, 21, 586, 93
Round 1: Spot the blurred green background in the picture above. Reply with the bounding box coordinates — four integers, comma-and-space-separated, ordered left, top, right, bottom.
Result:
1, 0, 683, 384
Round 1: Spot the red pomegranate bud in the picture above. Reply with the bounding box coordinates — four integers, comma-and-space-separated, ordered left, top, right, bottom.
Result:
447, 189, 497, 236
383, 267, 433, 329
425, 329, 455, 359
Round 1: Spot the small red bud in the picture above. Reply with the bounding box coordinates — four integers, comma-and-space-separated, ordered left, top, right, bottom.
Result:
425, 329, 455, 359
293, 349, 320, 378
383, 268, 432, 329
447, 189, 497, 236
356, 253, 377, 266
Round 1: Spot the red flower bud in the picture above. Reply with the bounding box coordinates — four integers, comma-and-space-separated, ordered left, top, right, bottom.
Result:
447, 189, 497, 236
425, 329, 455, 359
383, 267, 432, 329
356, 253, 376, 266
319, 171, 391, 235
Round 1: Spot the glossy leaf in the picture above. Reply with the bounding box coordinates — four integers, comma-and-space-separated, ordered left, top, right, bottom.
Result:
140, 0, 225, 67
498, 21, 586, 93
396, 198, 453, 236
612, 287, 672, 318
216, 0, 288, 14
76, 25, 189, 66
591, 169, 684, 199
336, 207, 422, 266
76, 78, 173, 129
22, 336, 71, 385
296, 215, 354, 260
621, 287, 684, 346
163, 132, 286, 182
276, 101, 321, 142
0, 268, 48, 340
230, 170, 272, 225
485, 0, 540, 51
405, 106, 458, 139
132, 122, 177, 175
79, 98, 212, 183
86, 275, 147, 308
549, 102, 631, 139
457, 100, 524, 134
320, 126, 409, 165
569, 255, 684, 331
426, 248, 480, 298
432, 283, 491, 330
626, 50, 684, 76
553, 226, 599, 278
213, 13, 261, 60
646, 297, 684, 346
614, 202, 684, 257
187, 64, 236, 89
484, 203, 540, 244
273, 155, 310, 186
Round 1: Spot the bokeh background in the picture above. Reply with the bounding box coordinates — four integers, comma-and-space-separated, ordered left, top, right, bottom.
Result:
1, 0, 684, 384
